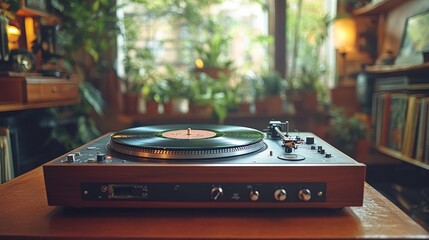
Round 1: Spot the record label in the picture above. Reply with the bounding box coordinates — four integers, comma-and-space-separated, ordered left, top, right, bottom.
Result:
162, 128, 217, 140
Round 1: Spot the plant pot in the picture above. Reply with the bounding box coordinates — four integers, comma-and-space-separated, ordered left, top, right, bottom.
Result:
194, 67, 231, 80
264, 95, 284, 114
354, 139, 369, 163
122, 93, 140, 115
255, 98, 267, 113
238, 102, 251, 113
290, 90, 318, 112
146, 100, 159, 114
163, 101, 173, 114
189, 103, 213, 116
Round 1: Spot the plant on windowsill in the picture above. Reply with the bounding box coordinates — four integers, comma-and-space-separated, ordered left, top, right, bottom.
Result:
257, 71, 286, 114
163, 68, 192, 114
193, 18, 234, 80
287, 63, 326, 112
287, 13, 332, 113
121, 47, 156, 115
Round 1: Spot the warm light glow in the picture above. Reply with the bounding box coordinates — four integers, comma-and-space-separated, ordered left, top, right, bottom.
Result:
25, 17, 36, 52
7, 25, 21, 50
195, 58, 204, 69
333, 18, 356, 53
7, 25, 20, 42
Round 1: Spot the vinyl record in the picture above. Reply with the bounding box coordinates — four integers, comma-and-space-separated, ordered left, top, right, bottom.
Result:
109, 124, 265, 160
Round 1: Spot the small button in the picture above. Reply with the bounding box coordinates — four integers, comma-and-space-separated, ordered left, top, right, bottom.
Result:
325, 153, 332, 158
66, 154, 76, 163
305, 137, 314, 144
96, 153, 106, 162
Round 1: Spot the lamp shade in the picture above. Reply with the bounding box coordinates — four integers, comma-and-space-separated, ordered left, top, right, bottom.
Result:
333, 18, 356, 53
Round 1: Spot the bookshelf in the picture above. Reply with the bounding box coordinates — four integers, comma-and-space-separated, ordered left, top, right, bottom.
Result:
370, 66, 429, 170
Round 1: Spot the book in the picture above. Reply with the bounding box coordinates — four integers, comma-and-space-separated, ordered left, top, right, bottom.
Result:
0, 128, 14, 184
380, 93, 391, 147
424, 101, 429, 164
402, 95, 424, 158
387, 94, 408, 152
415, 97, 428, 161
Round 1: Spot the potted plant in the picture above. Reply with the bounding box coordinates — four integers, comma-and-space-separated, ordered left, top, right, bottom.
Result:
329, 109, 370, 162
164, 68, 192, 114
258, 71, 286, 114
193, 18, 234, 80
122, 47, 155, 115
288, 64, 326, 112
236, 75, 255, 113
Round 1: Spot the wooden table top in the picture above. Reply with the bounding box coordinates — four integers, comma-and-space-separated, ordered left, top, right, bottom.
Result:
0, 166, 428, 240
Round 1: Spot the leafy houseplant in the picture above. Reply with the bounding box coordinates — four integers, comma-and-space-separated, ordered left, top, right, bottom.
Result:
163, 68, 192, 114
193, 17, 233, 80
46, 0, 120, 148
256, 71, 286, 114
329, 108, 369, 161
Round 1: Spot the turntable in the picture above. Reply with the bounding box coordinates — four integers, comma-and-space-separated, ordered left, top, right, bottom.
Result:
43, 120, 366, 208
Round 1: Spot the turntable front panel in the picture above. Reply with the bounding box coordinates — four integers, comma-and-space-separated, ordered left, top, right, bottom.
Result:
43, 127, 366, 208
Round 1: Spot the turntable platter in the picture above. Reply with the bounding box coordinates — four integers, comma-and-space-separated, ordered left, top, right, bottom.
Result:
109, 124, 266, 160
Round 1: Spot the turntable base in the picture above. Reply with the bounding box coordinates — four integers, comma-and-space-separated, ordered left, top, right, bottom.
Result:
3, 169, 429, 239
43, 123, 366, 208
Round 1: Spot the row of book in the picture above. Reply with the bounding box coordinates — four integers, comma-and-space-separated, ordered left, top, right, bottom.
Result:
372, 93, 429, 163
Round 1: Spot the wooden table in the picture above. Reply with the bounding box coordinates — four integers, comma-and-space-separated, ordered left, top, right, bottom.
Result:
0, 166, 428, 240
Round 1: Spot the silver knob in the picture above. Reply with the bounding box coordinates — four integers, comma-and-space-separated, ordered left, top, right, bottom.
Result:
298, 189, 312, 201
274, 189, 287, 201
210, 187, 223, 200
249, 190, 260, 201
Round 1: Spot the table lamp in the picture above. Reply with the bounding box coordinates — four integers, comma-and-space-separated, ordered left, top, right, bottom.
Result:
333, 17, 356, 86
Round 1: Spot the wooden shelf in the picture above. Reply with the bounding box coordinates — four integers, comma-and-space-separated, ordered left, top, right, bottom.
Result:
352, 0, 411, 16
0, 98, 80, 112
376, 145, 429, 171
366, 62, 429, 74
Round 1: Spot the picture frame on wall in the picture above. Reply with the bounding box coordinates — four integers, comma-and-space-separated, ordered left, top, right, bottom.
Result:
25, 0, 48, 12
21, 0, 49, 16
395, 9, 429, 65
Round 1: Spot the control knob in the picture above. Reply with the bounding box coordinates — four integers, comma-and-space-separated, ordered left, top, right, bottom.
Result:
274, 189, 287, 201
210, 187, 223, 201
298, 189, 312, 201
249, 190, 260, 202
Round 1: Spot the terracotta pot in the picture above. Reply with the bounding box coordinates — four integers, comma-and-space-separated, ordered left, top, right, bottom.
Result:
290, 90, 318, 112
354, 139, 369, 164
189, 103, 213, 116
194, 67, 231, 80
264, 96, 284, 114
122, 93, 140, 115
163, 101, 173, 114
238, 102, 251, 113
255, 99, 267, 113
146, 100, 159, 114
